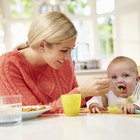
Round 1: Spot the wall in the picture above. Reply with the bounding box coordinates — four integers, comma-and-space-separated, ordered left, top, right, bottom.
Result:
114, 0, 140, 66
75, 69, 106, 85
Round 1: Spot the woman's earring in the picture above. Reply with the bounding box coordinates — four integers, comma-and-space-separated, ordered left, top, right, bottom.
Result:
40, 47, 45, 52
41, 49, 44, 53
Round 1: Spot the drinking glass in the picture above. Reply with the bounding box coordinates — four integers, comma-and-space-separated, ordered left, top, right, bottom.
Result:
0, 95, 22, 126
61, 94, 81, 116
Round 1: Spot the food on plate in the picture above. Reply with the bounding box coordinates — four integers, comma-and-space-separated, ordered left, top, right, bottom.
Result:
107, 105, 123, 113
37, 106, 46, 110
22, 105, 46, 112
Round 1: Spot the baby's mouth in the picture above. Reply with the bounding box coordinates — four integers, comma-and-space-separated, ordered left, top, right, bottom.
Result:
116, 86, 126, 92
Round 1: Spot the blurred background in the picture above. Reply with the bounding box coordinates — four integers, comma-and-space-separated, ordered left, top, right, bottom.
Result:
0, 0, 140, 71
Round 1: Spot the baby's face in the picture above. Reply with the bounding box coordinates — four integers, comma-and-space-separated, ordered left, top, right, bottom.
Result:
108, 62, 139, 98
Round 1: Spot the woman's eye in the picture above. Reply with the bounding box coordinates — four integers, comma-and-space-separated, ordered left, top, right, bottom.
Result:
61, 50, 68, 53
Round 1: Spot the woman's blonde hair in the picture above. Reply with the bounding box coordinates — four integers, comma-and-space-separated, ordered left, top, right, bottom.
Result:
27, 11, 77, 48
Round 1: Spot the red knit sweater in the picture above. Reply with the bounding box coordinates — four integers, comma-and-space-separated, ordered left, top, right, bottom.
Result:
0, 50, 83, 107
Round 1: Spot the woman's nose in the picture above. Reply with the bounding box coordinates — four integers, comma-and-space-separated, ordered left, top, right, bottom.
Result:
65, 52, 71, 60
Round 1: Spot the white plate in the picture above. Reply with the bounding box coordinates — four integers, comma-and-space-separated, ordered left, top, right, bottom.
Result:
22, 105, 52, 120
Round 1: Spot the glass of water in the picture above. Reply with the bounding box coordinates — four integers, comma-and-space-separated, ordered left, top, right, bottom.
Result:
0, 95, 22, 126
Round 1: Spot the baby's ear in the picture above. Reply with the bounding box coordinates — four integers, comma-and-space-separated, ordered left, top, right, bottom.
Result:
136, 76, 140, 82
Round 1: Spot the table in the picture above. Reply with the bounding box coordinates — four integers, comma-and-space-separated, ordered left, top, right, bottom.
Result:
0, 112, 140, 140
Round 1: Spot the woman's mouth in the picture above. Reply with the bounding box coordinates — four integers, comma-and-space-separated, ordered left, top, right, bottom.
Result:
55, 60, 64, 68
57, 60, 64, 64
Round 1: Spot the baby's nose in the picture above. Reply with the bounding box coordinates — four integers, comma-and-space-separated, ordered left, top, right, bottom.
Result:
117, 77, 124, 83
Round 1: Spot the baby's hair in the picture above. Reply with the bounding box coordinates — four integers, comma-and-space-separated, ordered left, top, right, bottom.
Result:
107, 56, 138, 75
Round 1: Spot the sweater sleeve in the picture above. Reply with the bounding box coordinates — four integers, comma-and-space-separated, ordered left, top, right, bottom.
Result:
0, 61, 39, 105
70, 60, 79, 88
68, 61, 86, 106
133, 99, 140, 108
86, 96, 103, 108
48, 61, 85, 108
131, 83, 140, 108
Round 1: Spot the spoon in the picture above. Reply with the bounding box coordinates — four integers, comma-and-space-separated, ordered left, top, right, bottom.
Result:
111, 83, 124, 93
133, 109, 140, 114
111, 83, 133, 103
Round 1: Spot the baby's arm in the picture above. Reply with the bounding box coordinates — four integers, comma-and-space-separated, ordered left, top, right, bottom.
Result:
121, 85, 140, 114
124, 98, 140, 114
121, 103, 139, 114
86, 96, 107, 113
133, 98, 140, 109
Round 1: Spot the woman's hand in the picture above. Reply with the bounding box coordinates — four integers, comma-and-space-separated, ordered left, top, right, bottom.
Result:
48, 98, 63, 114
78, 77, 111, 98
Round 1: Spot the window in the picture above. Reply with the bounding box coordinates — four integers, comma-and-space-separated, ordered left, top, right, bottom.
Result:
11, 22, 30, 48
0, 0, 33, 53
96, 0, 114, 14
0, 0, 115, 69
73, 19, 93, 61
67, 0, 91, 16
69, 0, 115, 69
9, 0, 33, 18
96, 0, 115, 69
0, 1, 2, 18
98, 16, 114, 56
0, 23, 5, 55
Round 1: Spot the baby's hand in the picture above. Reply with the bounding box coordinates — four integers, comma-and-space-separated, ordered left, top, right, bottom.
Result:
89, 103, 107, 113
121, 103, 139, 114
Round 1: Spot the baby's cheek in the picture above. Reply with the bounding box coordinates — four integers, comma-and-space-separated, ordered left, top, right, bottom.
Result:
127, 83, 136, 94
111, 88, 118, 95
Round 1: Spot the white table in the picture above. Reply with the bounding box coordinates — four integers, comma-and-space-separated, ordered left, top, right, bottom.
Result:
0, 113, 140, 140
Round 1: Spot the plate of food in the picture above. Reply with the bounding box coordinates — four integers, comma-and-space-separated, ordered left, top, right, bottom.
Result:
22, 105, 52, 120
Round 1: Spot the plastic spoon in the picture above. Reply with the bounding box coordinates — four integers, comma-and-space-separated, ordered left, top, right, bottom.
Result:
133, 109, 140, 114
111, 83, 124, 93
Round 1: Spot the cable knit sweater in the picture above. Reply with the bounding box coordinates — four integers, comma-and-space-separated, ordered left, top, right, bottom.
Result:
0, 50, 84, 107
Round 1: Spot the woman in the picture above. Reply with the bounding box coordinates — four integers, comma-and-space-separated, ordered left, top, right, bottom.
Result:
0, 11, 110, 113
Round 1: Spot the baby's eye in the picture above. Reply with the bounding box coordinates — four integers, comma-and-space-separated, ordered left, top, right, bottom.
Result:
111, 76, 117, 80
123, 74, 130, 77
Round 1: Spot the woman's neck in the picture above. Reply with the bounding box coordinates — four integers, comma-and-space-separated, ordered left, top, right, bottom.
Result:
19, 47, 46, 66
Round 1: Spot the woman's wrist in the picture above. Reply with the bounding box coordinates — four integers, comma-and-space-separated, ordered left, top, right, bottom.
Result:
77, 87, 86, 99
71, 88, 80, 94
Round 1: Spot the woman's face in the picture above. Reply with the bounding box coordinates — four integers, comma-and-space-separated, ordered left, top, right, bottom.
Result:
108, 62, 139, 98
41, 37, 76, 69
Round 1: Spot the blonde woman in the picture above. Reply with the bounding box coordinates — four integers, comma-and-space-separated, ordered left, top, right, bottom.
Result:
0, 11, 110, 113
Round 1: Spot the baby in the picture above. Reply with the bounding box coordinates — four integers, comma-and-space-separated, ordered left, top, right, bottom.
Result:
87, 56, 140, 114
